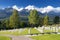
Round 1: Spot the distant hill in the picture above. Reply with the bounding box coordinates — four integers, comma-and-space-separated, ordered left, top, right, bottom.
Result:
0, 7, 60, 22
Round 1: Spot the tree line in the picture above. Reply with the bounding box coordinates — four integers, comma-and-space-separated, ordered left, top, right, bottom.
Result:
0, 9, 60, 30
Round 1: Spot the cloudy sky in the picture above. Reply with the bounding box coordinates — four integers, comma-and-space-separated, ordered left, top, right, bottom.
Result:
0, 0, 60, 13
0, 0, 60, 8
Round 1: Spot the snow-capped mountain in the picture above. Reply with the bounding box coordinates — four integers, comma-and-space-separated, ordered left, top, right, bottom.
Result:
0, 5, 60, 20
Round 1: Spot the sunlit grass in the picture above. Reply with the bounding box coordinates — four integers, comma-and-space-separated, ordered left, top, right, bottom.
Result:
44, 30, 52, 33
0, 30, 21, 36
30, 28, 40, 34
31, 34, 60, 40
0, 36, 11, 40
20, 28, 40, 35
0, 28, 40, 35
20, 28, 28, 35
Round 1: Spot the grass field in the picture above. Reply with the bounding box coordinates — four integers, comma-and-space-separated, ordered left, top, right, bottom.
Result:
0, 27, 60, 36
31, 34, 60, 40
20, 28, 28, 35
0, 28, 40, 35
58, 29, 60, 32
0, 27, 60, 40
0, 36, 11, 40
0, 30, 21, 36
30, 28, 40, 34
44, 30, 52, 33
20, 28, 40, 35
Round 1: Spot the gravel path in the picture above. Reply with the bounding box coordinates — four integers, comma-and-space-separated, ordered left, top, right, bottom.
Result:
0, 34, 33, 40
11, 36, 33, 40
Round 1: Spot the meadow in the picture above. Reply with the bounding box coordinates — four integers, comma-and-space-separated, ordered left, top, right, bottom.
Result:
0, 28, 40, 36
31, 34, 60, 40
0, 36, 11, 40
0, 27, 60, 40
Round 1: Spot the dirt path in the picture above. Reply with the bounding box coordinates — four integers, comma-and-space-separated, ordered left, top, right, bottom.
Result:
11, 36, 33, 40
0, 34, 33, 40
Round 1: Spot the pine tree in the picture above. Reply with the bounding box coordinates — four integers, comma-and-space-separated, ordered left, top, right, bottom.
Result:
0, 21, 2, 29
28, 10, 39, 27
43, 14, 49, 26
54, 16, 59, 33
9, 9, 20, 28
5, 19, 9, 28
39, 17, 44, 27
54, 16, 59, 24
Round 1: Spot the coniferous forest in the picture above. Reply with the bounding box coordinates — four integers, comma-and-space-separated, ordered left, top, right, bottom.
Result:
0, 9, 59, 30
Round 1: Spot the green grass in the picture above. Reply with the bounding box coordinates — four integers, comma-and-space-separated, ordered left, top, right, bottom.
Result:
20, 28, 29, 35
31, 34, 60, 40
0, 28, 40, 35
44, 30, 52, 33
0, 30, 21, 36
30, 28, 40, 34
0, 36, 11, 40
58, 29, 60, 32
20, 28, 40, 35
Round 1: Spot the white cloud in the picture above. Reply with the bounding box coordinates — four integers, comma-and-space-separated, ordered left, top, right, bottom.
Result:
12, 5, 23, 11
38, 6, 60, 13
12, 5, 60, 13
25, 5, 60, 13
25, 5, 54, 13
25, 5, 35, 10
39, 6, 54, 13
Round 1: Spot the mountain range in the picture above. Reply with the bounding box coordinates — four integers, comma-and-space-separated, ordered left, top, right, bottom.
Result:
0, 5, 60, 21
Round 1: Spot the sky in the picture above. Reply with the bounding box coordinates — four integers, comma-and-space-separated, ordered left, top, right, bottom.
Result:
0, 0, 60, 13
0, 0, 60, 8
